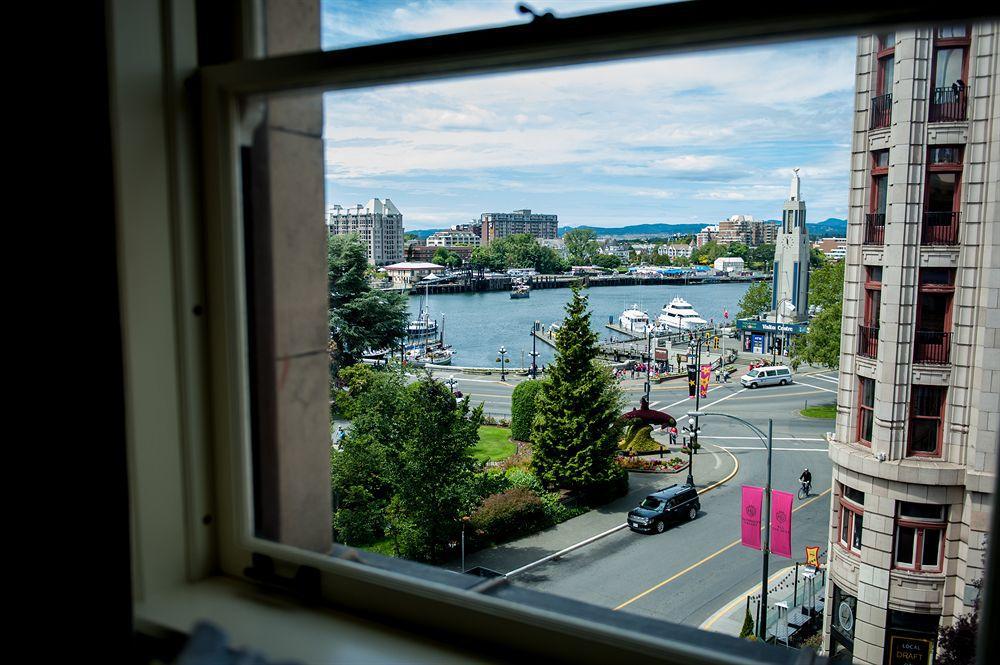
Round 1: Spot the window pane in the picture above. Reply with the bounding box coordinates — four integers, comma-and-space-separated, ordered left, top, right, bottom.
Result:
844, 486, 865, 505
853, 513, 864, 550
922, 529, 942, 567
934, 48, 964, 88
879, 32, 896, 49
874, 150, 889, 168
930, 146, 961, 164
841, 508, 851, 545
896, 526, 915, 564
912, 386, 945, 417
900, 502, 945, 520
910, 419, 939, 453
937, 26, 967, 39
874, 174, 888, 214
920, 268, 954, 285
879, 57, 894, 95
926, 172, 958, 212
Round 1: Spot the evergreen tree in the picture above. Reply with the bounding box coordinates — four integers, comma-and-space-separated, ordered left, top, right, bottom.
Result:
739, 605, 756, 639
531, 285, 626, 495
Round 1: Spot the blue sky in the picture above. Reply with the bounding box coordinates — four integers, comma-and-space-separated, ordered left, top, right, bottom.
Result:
321, 1, 855, 230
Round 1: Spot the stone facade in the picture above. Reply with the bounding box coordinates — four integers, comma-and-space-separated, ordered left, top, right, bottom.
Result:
823, 24, 998, 665
327, 198, 404, 265
772, 170, 811, 321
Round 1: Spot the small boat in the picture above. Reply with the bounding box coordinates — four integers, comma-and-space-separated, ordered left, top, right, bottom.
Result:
510, 277, 530, 299
656, 297, 708, 332
619, 304, 650, 334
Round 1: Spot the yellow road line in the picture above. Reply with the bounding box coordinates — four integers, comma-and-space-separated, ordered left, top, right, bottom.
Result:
613, 487, 832, 611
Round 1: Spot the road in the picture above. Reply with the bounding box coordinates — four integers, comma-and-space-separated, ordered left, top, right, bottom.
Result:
434, 366, 840, 627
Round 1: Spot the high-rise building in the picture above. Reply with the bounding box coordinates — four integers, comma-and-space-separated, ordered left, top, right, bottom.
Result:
326, 198, 403, 265
480, 209, 557, 244
771, 169, 811, 322
823, 25, 998, 665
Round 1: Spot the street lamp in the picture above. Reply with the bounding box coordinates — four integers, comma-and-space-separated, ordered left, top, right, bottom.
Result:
444, 377, 458, 396
689, 410, 774, 640
497, 345, 509, 382
643, 327, 653, 403
529, 323, 540, 379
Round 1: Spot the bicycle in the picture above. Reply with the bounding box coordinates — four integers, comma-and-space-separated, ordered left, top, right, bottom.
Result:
797, 480, 811, 500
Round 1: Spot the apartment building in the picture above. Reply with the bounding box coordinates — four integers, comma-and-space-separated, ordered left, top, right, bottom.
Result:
326, 198, 404, 265
658, 242, 695, 259
823, 25, 998, 665
426, 230, 481, 247
480, 208, 558, 244
716, 214, 780, 246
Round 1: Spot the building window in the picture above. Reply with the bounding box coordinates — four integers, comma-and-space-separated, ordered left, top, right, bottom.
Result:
840, 485, 865, 554
908, 386, 947, 456
866, 152, 889, 245
923, 145, 963, 245
894, 502, 946, 571
859, 267, 882, 358
914, 268, 954, 364
858, 376, 875, 446
871, 36, 894, 129
930, 27, 970, 122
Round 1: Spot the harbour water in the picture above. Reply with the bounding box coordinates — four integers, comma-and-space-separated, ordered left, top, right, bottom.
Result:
407, 282, 752, 368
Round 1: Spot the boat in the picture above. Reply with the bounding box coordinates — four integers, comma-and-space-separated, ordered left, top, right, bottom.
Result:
619, 304, 651, 334
656, 297, 709, 332
510, 277, 530, 299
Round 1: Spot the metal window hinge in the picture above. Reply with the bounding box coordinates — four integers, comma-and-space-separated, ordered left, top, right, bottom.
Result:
244, 553, 321, 604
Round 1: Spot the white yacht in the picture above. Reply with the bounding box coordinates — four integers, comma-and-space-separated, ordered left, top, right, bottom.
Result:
656, 297, 708, 331
619, 304, 651, 335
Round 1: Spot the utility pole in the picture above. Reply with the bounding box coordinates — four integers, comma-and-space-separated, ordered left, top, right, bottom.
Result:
530, 323, 539, 379
759, 418, 774, 639
644, 329, 652, 403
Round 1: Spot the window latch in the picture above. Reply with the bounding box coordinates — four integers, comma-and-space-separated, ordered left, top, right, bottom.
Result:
244, 552, 321, 604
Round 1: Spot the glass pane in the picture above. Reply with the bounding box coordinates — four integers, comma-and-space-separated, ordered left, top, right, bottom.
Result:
900, 502, 945, 520
896, 526, 915, 564
917, 293, 949, 331
880, 57, 895, 94
322, 1, 670, 50
841, 508, 851, 544
934, 48, 965, 88
926, 172, 957, 213
874, 150, 889, 168
920, 268, 954, 285
875, 175, 888, 214
921, 529, 942, 566
930, 146, 961, 164
937, 26, 967, 39
853, 513, 863, 550
910, 418, 939, 453
844, 486, 866, 505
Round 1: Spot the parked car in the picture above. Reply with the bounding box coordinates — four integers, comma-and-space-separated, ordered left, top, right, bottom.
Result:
740, 365, 793, 388
627, 484, 700, 534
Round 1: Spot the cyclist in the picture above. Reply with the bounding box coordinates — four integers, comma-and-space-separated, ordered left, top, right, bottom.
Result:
799, 467, 812, 496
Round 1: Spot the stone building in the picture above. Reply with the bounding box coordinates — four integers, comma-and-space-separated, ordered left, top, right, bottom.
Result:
772, 169, 811, 322
326, 198, 404, 265
823, 24, 998, 665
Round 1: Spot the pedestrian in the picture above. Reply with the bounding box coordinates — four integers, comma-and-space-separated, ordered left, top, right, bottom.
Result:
669, 426, 678, 447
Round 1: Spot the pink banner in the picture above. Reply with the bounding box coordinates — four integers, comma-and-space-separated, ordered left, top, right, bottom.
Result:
699, 364, 711, 398
770, 490, 794, 558
741, 486, 763, 550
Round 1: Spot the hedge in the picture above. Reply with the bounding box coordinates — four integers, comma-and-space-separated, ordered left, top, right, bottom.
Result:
510, 379, 543, 441
469, 487, 548, 544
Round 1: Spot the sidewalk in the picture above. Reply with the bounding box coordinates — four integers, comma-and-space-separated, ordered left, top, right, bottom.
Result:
440, 440, 739, 575
700, 566, 796, 636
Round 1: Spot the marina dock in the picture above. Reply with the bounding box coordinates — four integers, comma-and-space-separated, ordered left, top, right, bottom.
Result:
386, 272, 767, 296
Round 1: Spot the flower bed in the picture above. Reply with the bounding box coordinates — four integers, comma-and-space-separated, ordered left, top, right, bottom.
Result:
617, 455, 688, 473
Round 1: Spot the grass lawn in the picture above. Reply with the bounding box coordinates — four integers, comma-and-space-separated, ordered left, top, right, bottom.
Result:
801, 404, 837, 419
358, 536, 397, 557
470, 426, 516, 462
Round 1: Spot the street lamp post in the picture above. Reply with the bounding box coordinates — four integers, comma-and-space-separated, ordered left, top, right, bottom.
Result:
444, 377, 458, 395
688, 410, 774, 639
644, 329, 652, 403
529, 323, 540, 379
497, 345, 508, 382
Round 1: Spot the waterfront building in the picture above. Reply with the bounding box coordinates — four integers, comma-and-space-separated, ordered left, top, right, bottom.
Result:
712, 256, 745, 273
327, 198, 404, 265
480, 208, 558, 244
716, 215, 778, 246
427, 230, 481, 247
814, 236, 848, 258
659, 242, 694, 259
696, 225, 718, 247
382, 261, 446, 288
772, 169, 811, 322
822, 25, 999, 665
404, 245, 474, 264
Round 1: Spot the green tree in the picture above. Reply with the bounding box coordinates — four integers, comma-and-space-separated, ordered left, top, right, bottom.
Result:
390, 376, 483, 561
592, 253, 622, 270
739, 605, 756, 639
747, 243, 775, 270
531, 285, 626, 496
563, 228, 598, 264
431, 247, 462, 268
511, 379, 543, 441
809, 246, 827, 268
328, 233, 409, 369
470, 234, 568, 274
737, 281, 773, 320
791, 261, 845, 369
937, 579, 980, 665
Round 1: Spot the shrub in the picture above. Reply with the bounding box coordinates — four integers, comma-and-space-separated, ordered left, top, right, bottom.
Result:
470, 487, 548, 544
582, 465, 629, 506
511, 379, 544, 441
620, 423, 661, 454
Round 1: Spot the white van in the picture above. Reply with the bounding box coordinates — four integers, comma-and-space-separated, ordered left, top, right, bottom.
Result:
741, 365, 793, 388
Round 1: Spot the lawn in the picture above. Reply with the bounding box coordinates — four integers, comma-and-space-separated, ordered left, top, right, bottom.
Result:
800, 404, 837, 419
470, 426, 516, 462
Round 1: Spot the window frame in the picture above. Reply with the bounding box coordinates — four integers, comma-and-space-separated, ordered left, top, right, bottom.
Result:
191, 4, 988, 661
907, 385, 947, 457
858, 375, 876, 446
839, 486, 865, 556
893, 503, 947, 572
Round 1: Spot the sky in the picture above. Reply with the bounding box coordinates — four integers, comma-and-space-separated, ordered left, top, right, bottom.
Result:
320, 1, 856, 230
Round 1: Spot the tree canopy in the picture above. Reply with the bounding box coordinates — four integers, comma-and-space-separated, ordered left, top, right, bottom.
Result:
563, 228, 599, 265
531, 285, 626, 495
431, 247, 463, 268
470, 233, 568, 274
736, 281, 773, 320
328, 233, 409, 368
791, 261, 845, 369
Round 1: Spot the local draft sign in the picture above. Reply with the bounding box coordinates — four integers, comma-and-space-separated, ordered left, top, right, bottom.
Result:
888, 636, 934, 665
740, 485, 794, 557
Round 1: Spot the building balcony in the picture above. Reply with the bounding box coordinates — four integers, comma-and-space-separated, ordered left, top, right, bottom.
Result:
913, 331, 951, 364
864, 213, 885, 245
857, 325, 879, 359
870, 93, 892, 130
929, 86, 967, 123
921, 211, 960, 246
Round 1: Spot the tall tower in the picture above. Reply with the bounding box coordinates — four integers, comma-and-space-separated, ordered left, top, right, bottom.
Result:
771, 168, 810, 321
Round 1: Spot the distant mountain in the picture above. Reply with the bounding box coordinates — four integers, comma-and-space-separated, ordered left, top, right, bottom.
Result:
408, 218, 847, 241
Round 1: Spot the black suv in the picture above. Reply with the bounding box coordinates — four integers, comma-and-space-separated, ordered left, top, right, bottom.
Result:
627, 484, 700, 534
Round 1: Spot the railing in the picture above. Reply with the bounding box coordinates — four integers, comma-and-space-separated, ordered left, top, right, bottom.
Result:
914, 330, 951, 364
857, 325, 879, 359
870, 93, 892, 129
929, 86, 967, 123
921, 211, 960, 245
864, 213, 885, 245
